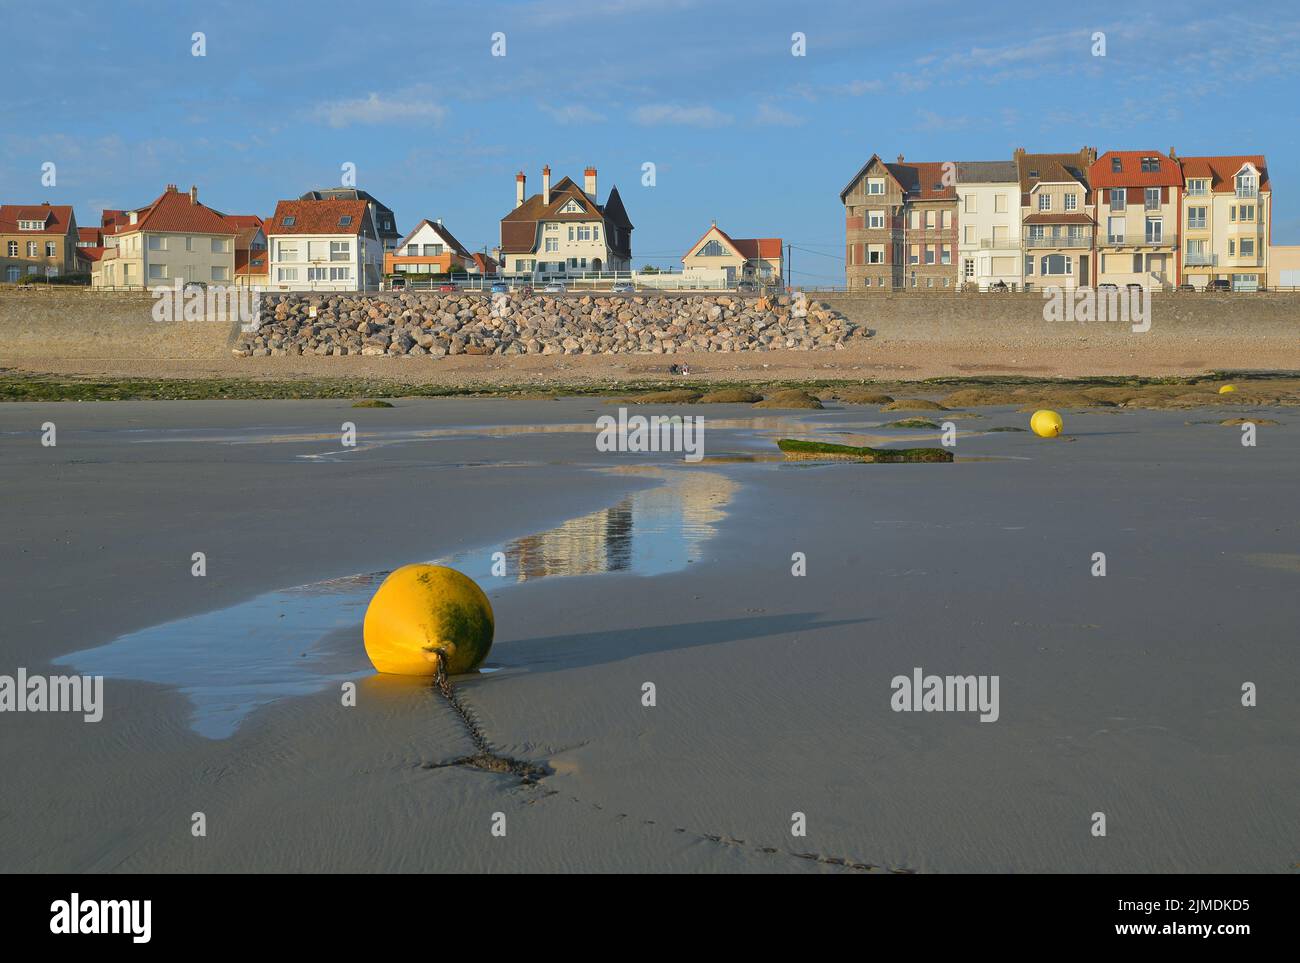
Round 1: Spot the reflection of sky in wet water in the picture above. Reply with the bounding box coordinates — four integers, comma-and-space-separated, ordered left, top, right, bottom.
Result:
54, 468, 734, 740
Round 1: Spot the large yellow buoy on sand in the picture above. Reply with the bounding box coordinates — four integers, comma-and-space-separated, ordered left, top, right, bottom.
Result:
1219, 384, 1237, 394
1030, 409, 1063, 438
364, 564, 494, 676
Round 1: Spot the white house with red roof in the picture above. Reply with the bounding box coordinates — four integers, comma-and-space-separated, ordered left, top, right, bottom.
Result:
1089, 149, 1183, 289
92, 185, 240, 289
1, 203, 79, 281
1177, 154, 1270, 291
264, 198, 383, 291
680, 223, 783, 287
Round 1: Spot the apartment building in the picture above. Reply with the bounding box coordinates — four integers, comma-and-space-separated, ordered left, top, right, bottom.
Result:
265, 198, 385, 292
92, 185, 238, 289
840, 154, 958, 290
1090, 150, 1181, 289
955, 161, 1022, 290
1178, 155, 1270, 291
500, 166, 633, 275
0, 203, 80, 281
1016, 148, 1097, 290
299, 188, 400, 252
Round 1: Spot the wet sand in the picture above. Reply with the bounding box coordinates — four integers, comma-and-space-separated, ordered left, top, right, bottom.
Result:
0, 399, 1296, 872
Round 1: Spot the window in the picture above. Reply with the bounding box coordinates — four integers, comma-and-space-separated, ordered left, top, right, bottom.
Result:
868, 210, 885, 229
422, 244, 444, 256
866, 178, 885, 195
1187, 207, 1207, 230
330, 241, 350, 261
27, 241, 38, 256
1111, 156, 1122, 173
1145, 218, 1162, 243
1107, 217, 1124, 244
1038, 194, 1051, 211
867, 244, 884, 264
277, 242, 299, 260
1228, 239, 1236, 255
568, 258, 577, 268
5, 266, 20, 282
1239, 204, 1255, 222
185, 236, 194, 252
925, 211, 936, 230
1028, 225, 1046, 242
1235, 172, 1257, 197
1241, 238, 1255, 257
994, 194, 1008, 214
1110, 189, 1126, 211
1039, 254, 1073, 275
697, 240, 727, 257
212, 238, 230, 253
338, 216, 352, 228
18, 219, 45, 230
964, 194, 977, 214
1186, 178, 1209, 196
544, 237, 559, 253
308, 267, 328, 281
148, 236, 166, 251
45, 241, 57, 257
925, 246, 936, 265
283, 216, 296, 227
1144, 188, 1160, 211
964, 225, 974, 244
908, 245, 919, 265
330, 267, 351, 281
1064, 194, 1077, 212
1133, 253, 1143, 273
909, 210, 919, 230
277, 267, 299, 281
212, 266, 230, 281
940, 244, 951, 265
941, 210, 951, 230
1140, 156, 1160, 173
148, 264, 168, 280
926, 277, 934, 288
5, 241, 15, 256
407, 244, 418, 256
559, 200, 585, 213
593, 226, 600, 242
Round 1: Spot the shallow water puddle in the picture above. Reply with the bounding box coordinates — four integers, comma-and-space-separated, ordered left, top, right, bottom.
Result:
54, 466, 735, 739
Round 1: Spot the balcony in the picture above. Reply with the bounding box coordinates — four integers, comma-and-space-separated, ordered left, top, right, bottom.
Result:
1184, 252, 1216, 266
1023, 233, 1092, 249
1098, 232, 1177, 248
1235, 188, 1258, 199
978, 238, 1020, 249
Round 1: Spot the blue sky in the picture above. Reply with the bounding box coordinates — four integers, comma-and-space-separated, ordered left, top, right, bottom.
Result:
5, 0, 1298, 286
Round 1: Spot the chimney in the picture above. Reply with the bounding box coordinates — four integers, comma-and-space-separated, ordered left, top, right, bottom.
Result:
515, 171, 526, 208
542, 165, 551, 206
1169, 147, 1177, 159
1013, 147, 1026, 158
189, 185, 198, 205
584, 166, 597, 197
166, 183, 177, 193
896, 153, 905, 163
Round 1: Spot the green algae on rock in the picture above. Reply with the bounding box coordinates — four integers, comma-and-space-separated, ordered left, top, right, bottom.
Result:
777, 438, 953, 463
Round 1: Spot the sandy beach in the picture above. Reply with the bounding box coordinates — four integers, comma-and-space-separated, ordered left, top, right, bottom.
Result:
1, 396, 1296, 872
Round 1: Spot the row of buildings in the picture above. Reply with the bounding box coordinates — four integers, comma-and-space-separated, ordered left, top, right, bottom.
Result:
1, 165, 784, 293
842, 148, 1277, 292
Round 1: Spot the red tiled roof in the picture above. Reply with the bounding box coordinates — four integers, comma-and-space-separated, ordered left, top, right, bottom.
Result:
1178, 155, 1269, 193
118, 187, 238, 235
472, 252, 499, 273
78, 226, 102, 244
1089, 150, 1181, 188
682, 225, 781, 261
265, 199, 372, 236
0, 203, 74, 235
77, 246, 106, 263
1023, 212, 1095, 225
885, 161, 957, 201
234, 249, 268, 276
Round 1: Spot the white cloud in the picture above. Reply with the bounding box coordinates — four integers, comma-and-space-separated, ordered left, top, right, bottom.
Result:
311, 88, 448, 128
634, 103, 733, 127
754, 103, 805, 127
540, 104, 607, 125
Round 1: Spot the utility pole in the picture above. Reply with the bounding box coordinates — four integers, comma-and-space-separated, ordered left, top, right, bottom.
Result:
786, 242, 791, 291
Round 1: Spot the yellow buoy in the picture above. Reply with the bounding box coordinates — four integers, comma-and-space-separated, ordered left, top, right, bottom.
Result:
1030, 409, 1063, 438
363, 564, 494, 676
1218, 384, 1237, 394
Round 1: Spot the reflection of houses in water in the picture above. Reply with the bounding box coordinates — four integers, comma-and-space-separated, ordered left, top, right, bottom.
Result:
501, 468, 738, 582
508, 501, 634, 581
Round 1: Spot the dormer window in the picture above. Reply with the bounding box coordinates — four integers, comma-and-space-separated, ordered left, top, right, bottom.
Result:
1028, 169, 1039, 178
559, 199, 585, 214
1235, 171, 1257, 198
1140, 157, 1160, 173
18, 219, 46, 231
697, 240, 728, 257
283, 216, 296, 227
1111, 157, 1122, 173
1038, 194, 1051, 211
339, 215, 353, 228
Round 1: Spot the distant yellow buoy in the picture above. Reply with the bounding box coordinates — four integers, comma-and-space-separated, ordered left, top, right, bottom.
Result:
363, 564, 494, 676
1030, 409, 1063, 438
1219, 384, 1237, 394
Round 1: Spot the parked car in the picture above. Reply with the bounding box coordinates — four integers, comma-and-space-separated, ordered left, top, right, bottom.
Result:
438, 283, 457, 293
1097, 283, 1119, 292
988, 280, 1009, 292
1208, 279, 1231, 292
736, 280, 758, 293
1177, 282, 1196, 292
490, 282, 508, 293
611, 282, 634, 293
543, 282, 567, 293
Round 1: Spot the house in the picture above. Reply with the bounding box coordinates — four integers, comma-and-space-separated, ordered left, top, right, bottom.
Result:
681, 223, 782, 286
1, 203, 80, 282
299, 188, 400, 252
468, 251, 499, 275
1177, 155, 1270, 291
1016, 148, 1097, 290
228, 215, 268, 291
955, 160, 1022, 290
91, 185, 238, 289
1089, 150, 1182, 289
264, 198, 384, 292
839, 154, 958, 290
500, 166, 633, 276
383, 219, 473, 279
